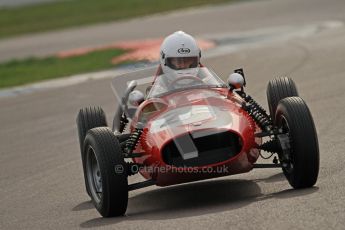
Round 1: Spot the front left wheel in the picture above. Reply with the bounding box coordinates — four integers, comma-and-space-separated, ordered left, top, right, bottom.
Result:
84, 127, 128, 217
267, 77, 299, 122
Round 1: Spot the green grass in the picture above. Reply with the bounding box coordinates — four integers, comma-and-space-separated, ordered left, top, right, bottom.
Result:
0, 0, 239, 39
0, 48, 127, 88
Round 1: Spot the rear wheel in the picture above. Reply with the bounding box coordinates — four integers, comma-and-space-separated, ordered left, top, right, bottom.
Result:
275, 97, 319, 188
84, 127, 128, 217
76, 106, 107, 196
267, 77, 299, 121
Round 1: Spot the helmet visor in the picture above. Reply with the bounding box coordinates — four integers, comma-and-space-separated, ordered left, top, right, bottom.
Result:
166, 57, 198, 70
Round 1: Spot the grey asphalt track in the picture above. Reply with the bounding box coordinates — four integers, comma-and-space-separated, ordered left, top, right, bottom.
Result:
1, 0, 345, 229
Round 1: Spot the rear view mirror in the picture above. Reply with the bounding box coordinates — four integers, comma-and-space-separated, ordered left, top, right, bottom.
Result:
227, 73, 244, 90
128, 90, 145, 107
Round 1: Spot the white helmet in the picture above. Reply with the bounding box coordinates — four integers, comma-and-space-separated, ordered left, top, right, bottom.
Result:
160, 31, 201, 75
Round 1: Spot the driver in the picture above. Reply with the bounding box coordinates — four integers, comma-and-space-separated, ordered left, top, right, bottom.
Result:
153, 31, 203, 83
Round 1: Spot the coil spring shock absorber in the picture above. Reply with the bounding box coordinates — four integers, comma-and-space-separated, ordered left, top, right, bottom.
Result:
247, 104, 272, 131
240, 93, 272, 131
125, 123, 144, 155
244, 95, 270, 119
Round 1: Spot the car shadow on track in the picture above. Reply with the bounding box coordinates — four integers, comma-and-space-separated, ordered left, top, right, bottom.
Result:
72, 201, 94, 211
79, 176, 318, 228
253, 172, 286, 183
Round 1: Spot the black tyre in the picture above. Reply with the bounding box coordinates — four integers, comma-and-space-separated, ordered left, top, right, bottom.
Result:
267, 77, 299, 121
275, 97, 319, 188
84, 127, 128, 217
76, 106, 107, 196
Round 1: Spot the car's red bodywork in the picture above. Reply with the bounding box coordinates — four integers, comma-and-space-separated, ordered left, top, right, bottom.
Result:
130, 87, 262, 186
78, 65, 319, 217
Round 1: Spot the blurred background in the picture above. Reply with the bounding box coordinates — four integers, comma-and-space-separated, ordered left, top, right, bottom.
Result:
1, 0, 345, 229
0, 0, 238, 89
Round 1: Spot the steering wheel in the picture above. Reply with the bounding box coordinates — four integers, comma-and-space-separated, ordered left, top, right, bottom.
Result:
168, 76, 204, 90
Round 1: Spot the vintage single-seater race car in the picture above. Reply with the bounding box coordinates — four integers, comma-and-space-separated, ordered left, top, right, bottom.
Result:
76, 66, 319, 217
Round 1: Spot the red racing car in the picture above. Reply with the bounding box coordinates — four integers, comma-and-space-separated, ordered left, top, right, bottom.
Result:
76, 67, 319, 217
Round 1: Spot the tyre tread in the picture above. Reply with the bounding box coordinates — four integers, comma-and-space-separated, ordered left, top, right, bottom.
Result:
276, 97, 319, 188
76, 106, 107, 196
267, 77, 299, 121
85, 127, 128, 217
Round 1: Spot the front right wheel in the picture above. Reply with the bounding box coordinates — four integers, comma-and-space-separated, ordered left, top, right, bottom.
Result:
84, 127, 128, 217
275, 97, 319, 189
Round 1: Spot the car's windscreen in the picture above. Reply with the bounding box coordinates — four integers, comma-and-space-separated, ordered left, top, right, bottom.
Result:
146, 67, 227, 98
